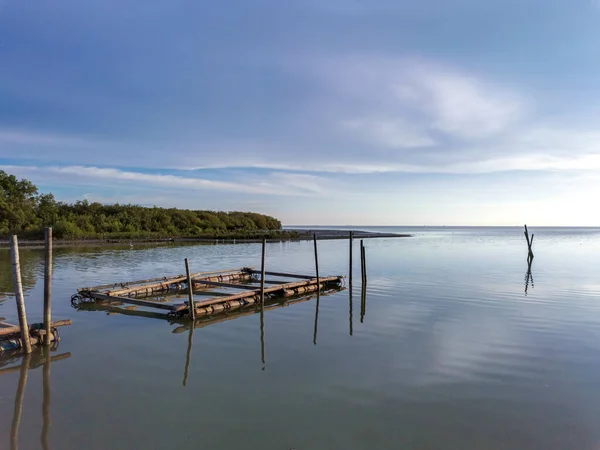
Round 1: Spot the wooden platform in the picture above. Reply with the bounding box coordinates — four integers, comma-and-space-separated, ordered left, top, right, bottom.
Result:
74, 267, 345, 320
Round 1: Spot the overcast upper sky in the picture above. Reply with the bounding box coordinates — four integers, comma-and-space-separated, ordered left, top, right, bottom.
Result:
1, 0, 600, 225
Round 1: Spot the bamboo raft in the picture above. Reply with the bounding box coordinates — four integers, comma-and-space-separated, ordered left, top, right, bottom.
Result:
74, 267, 345, 320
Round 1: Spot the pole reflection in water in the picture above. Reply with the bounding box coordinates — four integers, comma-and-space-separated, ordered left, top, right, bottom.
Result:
360, 282, 367, 323
349, 286, 353, 336
525, 258, 534, 295
182, 324, 194, 387
2, 347, 70, 450
260, 301, 265, 369
10, 352, 31, 450
42, 348, 51, 450
313, 290, 320, 346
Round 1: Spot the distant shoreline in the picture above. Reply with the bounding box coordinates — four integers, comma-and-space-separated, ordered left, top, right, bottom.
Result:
0, 229, 411, 250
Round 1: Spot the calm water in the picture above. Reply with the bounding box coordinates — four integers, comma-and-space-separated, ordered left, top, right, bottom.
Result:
1, 226, 600, 449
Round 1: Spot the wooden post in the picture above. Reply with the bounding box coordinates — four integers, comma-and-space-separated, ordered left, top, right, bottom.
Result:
185, 258, 195, 321
313, 234, 320, 346
360, 240, 366, 285
313, 234, 320, 288
43, 227, 53, 346
260, 238, 266, 366
260, 238, 266, 307
362, 244, 368, 284
524, 224, 534, 262
10, 236, 32, 354
349, 231, 353, 286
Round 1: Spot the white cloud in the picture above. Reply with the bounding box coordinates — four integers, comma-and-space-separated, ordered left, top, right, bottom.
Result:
342, 118, 437, 148
0, 165, 334, 197
414, 68, 527, 139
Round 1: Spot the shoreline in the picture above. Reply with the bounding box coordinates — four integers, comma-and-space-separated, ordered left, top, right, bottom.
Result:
0, 229, 411, 249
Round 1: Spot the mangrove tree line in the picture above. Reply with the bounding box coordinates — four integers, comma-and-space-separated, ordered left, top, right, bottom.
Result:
0, 170, 282, 239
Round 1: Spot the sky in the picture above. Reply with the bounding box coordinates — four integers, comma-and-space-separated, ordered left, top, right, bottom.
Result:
1, 0, 600, 226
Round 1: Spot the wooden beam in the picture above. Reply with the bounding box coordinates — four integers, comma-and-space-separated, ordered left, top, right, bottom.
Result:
88, 293, 181, 311
248, 270, 315, 280
81, 268, 253, 295
0, 320, 72, 338
193, 280, 258, 290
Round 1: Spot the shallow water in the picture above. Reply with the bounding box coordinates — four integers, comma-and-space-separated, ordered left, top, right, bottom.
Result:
1, 227, 600, 449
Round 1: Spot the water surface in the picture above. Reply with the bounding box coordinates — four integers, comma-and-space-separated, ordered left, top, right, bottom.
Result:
1, 227, 600, 449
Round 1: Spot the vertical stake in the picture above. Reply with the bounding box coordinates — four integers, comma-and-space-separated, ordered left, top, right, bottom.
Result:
349, 231, 353, 286
44, 227, 53, 346
260, 238, 266, 366
360, 239, 365, 285
260, 238, 266, 307
10, 236, 31, 354
313, 234, 320, 287
185, 258, 195, 321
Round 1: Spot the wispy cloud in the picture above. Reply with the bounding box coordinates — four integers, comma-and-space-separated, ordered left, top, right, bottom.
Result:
0, 165, 335, 197
0, 129, 88, 146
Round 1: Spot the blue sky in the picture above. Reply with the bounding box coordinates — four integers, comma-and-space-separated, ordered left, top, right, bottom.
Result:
1, 0, 600, 225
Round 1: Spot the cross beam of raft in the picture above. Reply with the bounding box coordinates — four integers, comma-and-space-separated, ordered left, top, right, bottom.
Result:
0, 320, 72, 337
86, 293, 180, 311
247, 270, 315, 280
79, 267, 253, 292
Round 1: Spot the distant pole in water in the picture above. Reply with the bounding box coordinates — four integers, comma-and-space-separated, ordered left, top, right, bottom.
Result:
524, 224, 534, 262
349, 231, 353, 286
185, 258, 196, 321
260, 238, 266, 308
43, 227, 53, 346
260, 238, 266, 366
313, 234, 320, 288
10, 236, 32, 354
360, 239, 367, 286
313, 233, 320, 346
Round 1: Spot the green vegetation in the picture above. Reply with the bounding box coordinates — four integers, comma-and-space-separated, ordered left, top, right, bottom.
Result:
0, 170, 283, 240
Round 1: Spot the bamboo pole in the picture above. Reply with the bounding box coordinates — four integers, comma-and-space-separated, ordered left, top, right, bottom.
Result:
349, 231, 353, 286
247, 270, 315, 280
360, 240, 365, 286
41, 349, 51, 450
44, 227, 53, 346
524, 224, 534, 261
10, 236, 31, 354
313, 234, 320, 288
11, 352, 31, 450
260, 239, 266, 308
363, 244, 368, 284
185, 259, 196, 321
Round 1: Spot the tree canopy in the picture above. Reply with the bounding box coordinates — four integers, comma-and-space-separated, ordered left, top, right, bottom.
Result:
0, 171, 282, 239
